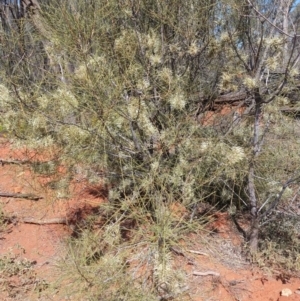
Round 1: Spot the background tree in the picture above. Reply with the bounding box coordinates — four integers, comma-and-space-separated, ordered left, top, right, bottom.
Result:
215, 0, 300, 251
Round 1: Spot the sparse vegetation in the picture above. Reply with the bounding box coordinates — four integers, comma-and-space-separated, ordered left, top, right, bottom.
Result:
0, 206, 8, 234
0, 252, 48, 299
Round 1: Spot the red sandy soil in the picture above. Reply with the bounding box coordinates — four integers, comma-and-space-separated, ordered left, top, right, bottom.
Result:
199, 104, 246, 125
0, 138, 300, 301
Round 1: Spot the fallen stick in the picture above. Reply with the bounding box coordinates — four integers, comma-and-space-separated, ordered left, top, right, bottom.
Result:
0, 159, 31, 165
21, 217, 67, 225
0, 193, 43, 201
187, 250, 209, 256
193, 271, 220, 277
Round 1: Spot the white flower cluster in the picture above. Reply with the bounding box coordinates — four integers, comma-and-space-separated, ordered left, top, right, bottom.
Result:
141, 114, 157, 135
290, 68, 299, 77
168, 90, 186, 110
55, 88, 78, 107
74, 63, 87, 80
87, 55, 106, 68
187, 41, 199, 56
114, 29, 137, 60
2, 110, 17, 130
200, 140, 245, 165
266, 53, 280, 71
34, 136, 54, 148
145, 29, 161, 54
267, 181, 293, 199
275, 96, 289, 106
169, 43, 181, 54
219, 72, 238, 92
36, 94, 50, 109
37, 88, 79, 116
104, 107, 125, 133
31, 114, 47, 130
103, 223, 121, 247
173, 163, 184, 178
127, 99, 158, 135
149, 54, 162, 66
127, 98, 139, 119
53, 88, 79, 116
220, 32, 230, 43
265, 37, 283, 47
75, 55, 108, 80
60, 125, 89, 143
151, 160, 160, 171
199, 140, 213, 153
182, 179, 195, 204
158, 67, 173, 86
226, 146, 245, 165
243, 76, 258, 89
136, 77, 150, 91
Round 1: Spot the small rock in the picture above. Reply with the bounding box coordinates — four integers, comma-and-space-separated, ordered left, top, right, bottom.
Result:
295, 288, 300, 295
281, 288, 293, 297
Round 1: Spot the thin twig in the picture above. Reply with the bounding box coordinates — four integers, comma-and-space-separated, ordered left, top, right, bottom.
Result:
247, 0, 299, 38
193, 271, 220, 277
21, 217, 67, 225
187, 250, 209, 256
260, 175, 300, 219
0, 159, 31, 165
0, 192, 43, 201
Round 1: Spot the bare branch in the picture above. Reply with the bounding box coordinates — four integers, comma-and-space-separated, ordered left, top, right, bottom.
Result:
260, 175, 300, 219
247, 0, 298, 38
0, 192, 42, 201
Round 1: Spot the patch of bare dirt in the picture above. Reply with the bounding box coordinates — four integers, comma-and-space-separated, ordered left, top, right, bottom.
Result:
0, 139, 104, 299
174, 227, 300, 301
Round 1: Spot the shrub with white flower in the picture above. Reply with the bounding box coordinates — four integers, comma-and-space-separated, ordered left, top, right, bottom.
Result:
226, 146, 246, 165
168, 90, 186, 110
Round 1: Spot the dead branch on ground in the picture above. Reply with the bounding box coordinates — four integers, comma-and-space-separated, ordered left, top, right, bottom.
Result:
0, 193, 43, 201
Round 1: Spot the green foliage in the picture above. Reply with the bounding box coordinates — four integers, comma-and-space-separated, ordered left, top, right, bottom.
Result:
56, 201, 192, 301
